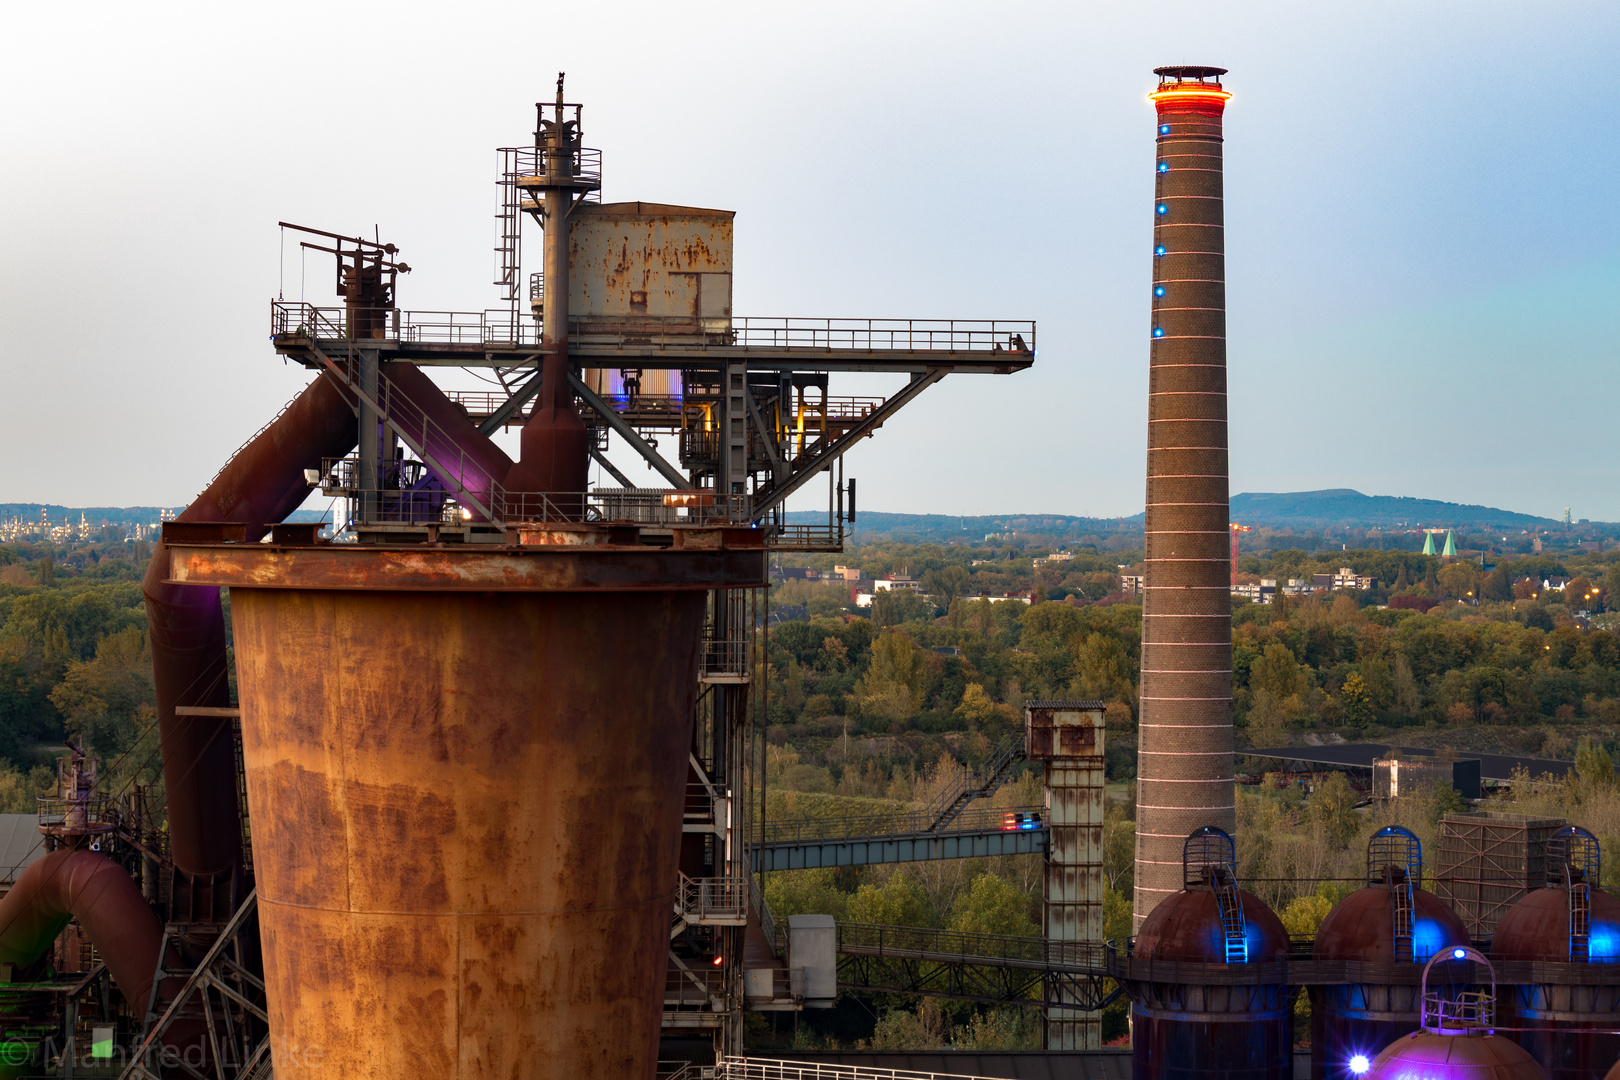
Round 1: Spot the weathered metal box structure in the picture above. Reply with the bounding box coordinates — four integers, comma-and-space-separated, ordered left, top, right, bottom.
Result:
1025, 700, 1103, 760
1436, 812, 1567, 937
1024, 701, 1106, 1049
1373, 757, 1482, 801
786, 914, 837, 1008
560, 202, 734, 403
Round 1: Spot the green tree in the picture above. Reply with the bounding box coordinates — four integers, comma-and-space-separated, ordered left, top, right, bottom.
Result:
1575, 738, 1616, 792
1309, 772, 1360, 850
847, 874, 935, 927
858, 632, 926, 721
1482, 564, 1512, 602
47, 627, 155, 759
949, 873, 1039, 937
921, 565, 969, 610
1339, 671, 1374, 728
1250, 643, 1306, 701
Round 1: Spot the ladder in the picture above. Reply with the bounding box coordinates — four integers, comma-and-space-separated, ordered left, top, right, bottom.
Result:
1570, 869, 1592, 961
1390, 877, 1415, 962
1210, 866, 1248, 964
494, 148, 523, 321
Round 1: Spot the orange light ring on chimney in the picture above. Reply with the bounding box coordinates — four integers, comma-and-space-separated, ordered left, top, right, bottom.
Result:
1150, 86, 1231, 117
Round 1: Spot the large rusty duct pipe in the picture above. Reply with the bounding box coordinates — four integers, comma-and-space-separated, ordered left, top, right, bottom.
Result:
144, 367, 514, 878
1134, 66, 1236, 930
143, 374, 359, 878
0, 850, 162, 1008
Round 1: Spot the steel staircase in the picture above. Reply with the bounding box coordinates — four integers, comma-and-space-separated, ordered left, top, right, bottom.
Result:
921, 735, 1025, 832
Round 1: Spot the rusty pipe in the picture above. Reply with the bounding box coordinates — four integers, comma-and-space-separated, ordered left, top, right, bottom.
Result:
380, 361, 513, 518
143, 373, 358, 877
0, 849, 162, 1007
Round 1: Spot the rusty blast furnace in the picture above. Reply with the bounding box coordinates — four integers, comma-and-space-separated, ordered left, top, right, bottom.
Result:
1134, 66, 1234, 929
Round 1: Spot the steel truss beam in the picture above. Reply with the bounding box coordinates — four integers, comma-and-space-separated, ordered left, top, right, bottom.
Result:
751, 369, 945, 517
568, 373, 689, 488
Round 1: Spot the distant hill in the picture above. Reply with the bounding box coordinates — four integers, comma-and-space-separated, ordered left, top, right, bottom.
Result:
1229, 489, 1558, 529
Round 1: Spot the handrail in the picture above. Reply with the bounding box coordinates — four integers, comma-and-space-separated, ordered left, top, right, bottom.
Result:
755, 803, 1045, 846
271, 302, 1035, 354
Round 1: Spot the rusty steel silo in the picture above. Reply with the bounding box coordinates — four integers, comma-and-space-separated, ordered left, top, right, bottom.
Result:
167, 536, 765, 1078
1135, 65, 1235, 929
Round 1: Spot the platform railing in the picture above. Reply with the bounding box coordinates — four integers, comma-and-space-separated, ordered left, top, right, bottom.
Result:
836, 922, 1107, 974
675, 874, 750, 925
271, 301, 1035, 354
37, 795, 118, 834
715, 1058, 1010, 1080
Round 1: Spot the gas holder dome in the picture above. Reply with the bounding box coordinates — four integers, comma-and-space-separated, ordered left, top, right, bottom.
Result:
1310, 826, 1471, 1080
1362, 945, 1546, 1080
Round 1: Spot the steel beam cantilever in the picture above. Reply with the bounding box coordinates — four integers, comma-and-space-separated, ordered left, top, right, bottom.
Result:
751, 368, 946, 517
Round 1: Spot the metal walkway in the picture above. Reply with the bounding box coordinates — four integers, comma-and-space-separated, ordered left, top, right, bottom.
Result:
754, 738, 1040, 870
751, 804, 1047, 871
832, 923, 1114, 1010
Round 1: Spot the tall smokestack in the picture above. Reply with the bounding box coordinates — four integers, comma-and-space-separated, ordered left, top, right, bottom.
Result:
1135, 66, 1234, 930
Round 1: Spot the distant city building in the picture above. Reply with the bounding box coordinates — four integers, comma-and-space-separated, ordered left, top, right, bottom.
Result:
1120, 574, 1143, 596
872, 575, 920, 593
1032, 550, 1075, 568
1311, 567, 1376, 592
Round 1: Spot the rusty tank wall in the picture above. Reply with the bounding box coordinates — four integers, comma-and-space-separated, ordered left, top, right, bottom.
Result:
1134, 74, 1234, 930
1127, 882, 1293, 1080
228, 580, 708, 1079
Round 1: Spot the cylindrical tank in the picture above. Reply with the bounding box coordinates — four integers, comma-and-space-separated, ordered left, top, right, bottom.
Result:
1122, 828, 1294, 1080
1491, 881, 1620, 1080
1311, 828, 1470, 1080
1134, 63, 1236, 930
172, 538, 765, 1079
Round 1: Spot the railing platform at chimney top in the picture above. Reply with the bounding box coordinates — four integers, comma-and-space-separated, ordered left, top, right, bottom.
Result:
271, 301, 1035, 356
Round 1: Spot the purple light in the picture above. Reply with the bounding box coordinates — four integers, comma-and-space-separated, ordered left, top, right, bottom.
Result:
1349, 1054, 1370, 1075
1452, 947, 1466, 960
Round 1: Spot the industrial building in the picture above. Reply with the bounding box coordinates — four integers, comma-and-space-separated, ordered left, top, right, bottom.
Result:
0, 65, 1610, 1080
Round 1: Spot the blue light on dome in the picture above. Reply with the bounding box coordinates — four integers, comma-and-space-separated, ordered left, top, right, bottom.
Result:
1452, 947, 1467, 960
1348, 1055, 1370, 1075
1156, 204, 1169, 215
1411, 919, 1445, 962
1588, 923, 1620, 961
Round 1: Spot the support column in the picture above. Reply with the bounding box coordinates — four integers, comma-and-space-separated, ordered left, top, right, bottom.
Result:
356, 346, 380, 523
721, 362, 748, 503
1026, 701, 1106, 1049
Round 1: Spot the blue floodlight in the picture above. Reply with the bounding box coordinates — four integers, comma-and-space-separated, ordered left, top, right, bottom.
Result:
1452, 947, 1467, 960
1159, 124, 1171, 134
1348, 1054, 1370, 1075
1152, 328, 1164, 337
1156, 204, 1169, 215
1157, 162, 1170, 172
1154, 286, 1166, 297
1154, 245, 1167, 256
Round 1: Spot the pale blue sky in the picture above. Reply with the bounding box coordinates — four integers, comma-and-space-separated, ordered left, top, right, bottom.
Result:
2, 2, 1614, 519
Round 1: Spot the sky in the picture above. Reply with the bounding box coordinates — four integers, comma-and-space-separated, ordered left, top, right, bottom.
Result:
2, 1, 1616, 520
